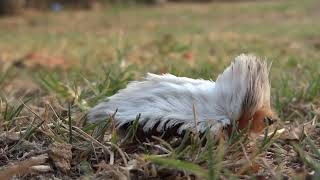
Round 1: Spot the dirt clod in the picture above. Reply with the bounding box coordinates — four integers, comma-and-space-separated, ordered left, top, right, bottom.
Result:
48, 142, 72, 174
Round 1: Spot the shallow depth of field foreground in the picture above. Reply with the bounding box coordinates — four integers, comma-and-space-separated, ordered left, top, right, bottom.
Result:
0, 0, 319, 179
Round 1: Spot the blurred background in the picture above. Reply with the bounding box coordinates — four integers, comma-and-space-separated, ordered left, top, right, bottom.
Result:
0, 0, 319, 111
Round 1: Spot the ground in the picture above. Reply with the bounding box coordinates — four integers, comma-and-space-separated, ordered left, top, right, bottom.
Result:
0, 0, 319, 179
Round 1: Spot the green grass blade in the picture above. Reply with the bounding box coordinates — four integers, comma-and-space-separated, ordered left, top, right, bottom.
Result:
146, 155, 208, 179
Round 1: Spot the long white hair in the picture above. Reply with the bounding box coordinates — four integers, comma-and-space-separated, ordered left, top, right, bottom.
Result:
88, 54, 271, 136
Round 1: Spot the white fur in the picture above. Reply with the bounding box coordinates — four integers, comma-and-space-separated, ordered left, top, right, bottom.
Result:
88, 54, 271, 135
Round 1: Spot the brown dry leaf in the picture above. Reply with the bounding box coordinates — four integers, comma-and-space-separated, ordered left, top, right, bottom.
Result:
0, 154, 48, 180
280, 127, 301, 141
48, 142, 72, 174
280, 122, 316, 141
19, 52, 75, 70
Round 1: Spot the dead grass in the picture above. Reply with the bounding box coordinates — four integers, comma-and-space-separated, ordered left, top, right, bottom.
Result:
0, 0, 319, 179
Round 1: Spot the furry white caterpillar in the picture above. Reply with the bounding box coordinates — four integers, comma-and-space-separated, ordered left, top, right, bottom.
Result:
88, 54, 277, 136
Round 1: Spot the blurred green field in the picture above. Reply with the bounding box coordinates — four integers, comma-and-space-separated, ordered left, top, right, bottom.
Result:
1, 0, 320, 83
0, 0, 319, 179
1, 0, 319, 111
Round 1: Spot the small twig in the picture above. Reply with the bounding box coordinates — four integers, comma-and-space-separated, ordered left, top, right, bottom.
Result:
47, 103, 65, 139
104, 141, 129, 165
48, 103, 63, 121
143, 142, 172, 154
109, 150, 115, 165
0, 154, 48, 180
30, 165, 52, 173
151, 136, 174, 152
